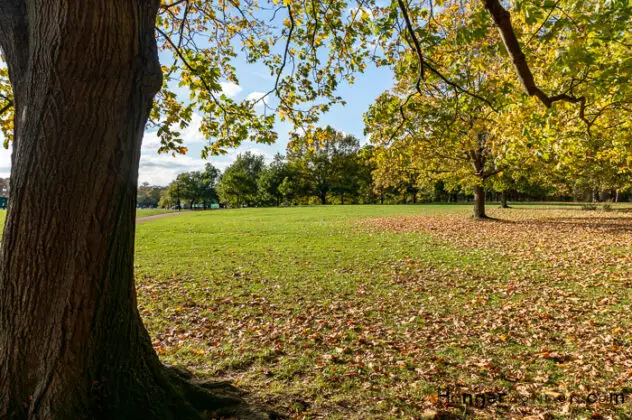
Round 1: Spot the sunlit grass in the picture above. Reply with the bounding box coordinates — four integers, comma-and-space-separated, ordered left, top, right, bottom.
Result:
134, 204, 632, 419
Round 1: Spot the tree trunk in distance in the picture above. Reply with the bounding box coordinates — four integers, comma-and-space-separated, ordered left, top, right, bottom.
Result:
473, 185, 488, 219
500, 191, 510, 208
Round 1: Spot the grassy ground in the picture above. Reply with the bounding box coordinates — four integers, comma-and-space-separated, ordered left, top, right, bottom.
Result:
136, 208, 178, 217
133, 204, 632, 419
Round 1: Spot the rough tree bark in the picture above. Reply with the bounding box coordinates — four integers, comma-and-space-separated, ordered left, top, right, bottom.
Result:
473, 185, 488, 219
0, 1, 249, 418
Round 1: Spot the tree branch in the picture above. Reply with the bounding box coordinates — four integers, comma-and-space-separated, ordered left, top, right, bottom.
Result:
0, 0, 28, 84
0, 100, 13, 116
397, 0, 425, 83
524, 0, 560, 47
483, 0, 589, 125
160, 0, 187, 10
250, 5, 306, 128
155, 27, 228, 115
396, 0, 498, 112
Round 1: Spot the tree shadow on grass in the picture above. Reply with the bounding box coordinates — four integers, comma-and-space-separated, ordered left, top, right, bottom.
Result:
167, 365, 285, 419
492, 216, 632, 234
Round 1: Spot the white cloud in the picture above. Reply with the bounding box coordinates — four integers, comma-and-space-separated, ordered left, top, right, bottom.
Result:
142, 113, 207, 153
138, 153, 208, 186
180, 113, 207, 144
141, 131, 161, 152
138, 142, 278, 186
246, 91, 268, 105
0, 113, 285, 186
220, 81, 243, 98
0, 140, 10, 178
234, 145, 275, 162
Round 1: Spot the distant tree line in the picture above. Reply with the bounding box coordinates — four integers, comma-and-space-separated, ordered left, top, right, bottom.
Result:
136, 126, 632, 210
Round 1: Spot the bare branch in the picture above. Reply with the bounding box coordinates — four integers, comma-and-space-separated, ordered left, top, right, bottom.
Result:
273, 4, 294, 99
250, 5, 307, 126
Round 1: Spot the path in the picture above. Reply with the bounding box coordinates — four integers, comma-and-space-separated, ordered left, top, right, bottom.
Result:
136, 212, 184, 223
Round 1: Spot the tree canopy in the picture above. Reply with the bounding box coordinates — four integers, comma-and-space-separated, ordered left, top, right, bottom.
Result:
362, 0, 632, 217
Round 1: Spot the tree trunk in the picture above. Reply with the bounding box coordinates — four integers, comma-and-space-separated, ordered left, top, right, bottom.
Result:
0, 1, 244, 418
500, 191, 510, 208
473, 185, 488, 219
340, 193, 344, 205
320, 192, 327, 205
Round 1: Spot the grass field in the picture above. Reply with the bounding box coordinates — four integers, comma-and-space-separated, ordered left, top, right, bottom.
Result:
132, 204, 632, 419
136, 208, 178, 217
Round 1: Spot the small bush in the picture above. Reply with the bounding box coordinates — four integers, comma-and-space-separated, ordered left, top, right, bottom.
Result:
582, 203, 598, 211
602, 204, 613, 212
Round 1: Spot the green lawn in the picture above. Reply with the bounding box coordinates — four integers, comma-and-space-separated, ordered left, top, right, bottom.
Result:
1, 204, 630, 418
136, 208, 178, 217
134, 204, 632, 419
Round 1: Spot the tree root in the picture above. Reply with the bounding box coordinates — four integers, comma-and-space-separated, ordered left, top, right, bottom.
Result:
165, 365, 281, 419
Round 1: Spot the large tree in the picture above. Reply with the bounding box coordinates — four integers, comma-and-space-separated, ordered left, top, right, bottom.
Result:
161, 163, 220, 209
366, 1, 519, 218
138, 183, 166, 208
366, 0, 631, 218
0, 1, 203, 418
217, 152, 266, 208
286, 126, 362, 205
257, 153, 290, 206
0, 0, 373, 417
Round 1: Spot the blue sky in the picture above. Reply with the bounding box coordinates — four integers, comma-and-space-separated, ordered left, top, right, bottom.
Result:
136, 52, 395, 185
0, 47, 395, 186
